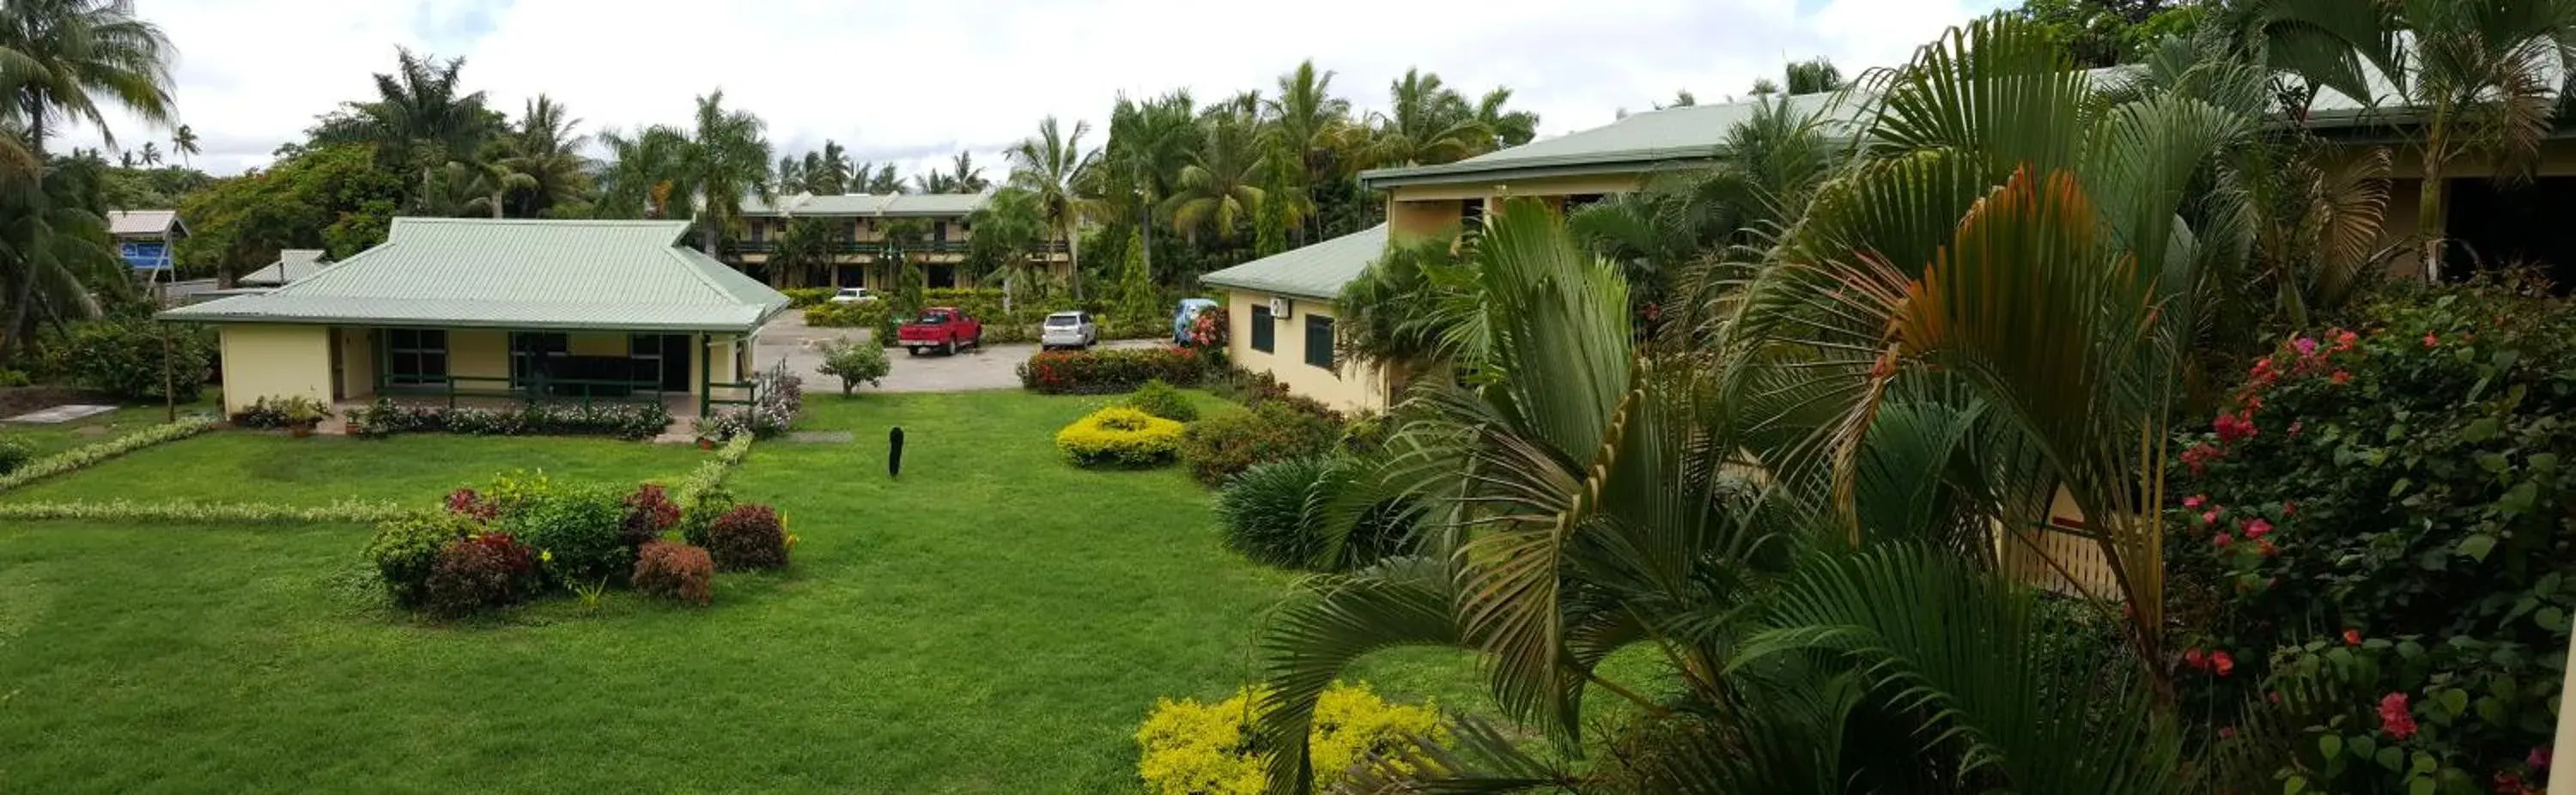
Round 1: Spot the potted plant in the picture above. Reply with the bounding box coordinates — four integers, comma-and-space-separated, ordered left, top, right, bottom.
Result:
283, 397, 331, 438
690, 416, 724, 449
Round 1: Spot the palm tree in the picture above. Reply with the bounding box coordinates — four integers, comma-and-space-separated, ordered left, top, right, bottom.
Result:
1569, 95, 1832, 308
594, 124, 688, 220
912, 171, 957, 194
1364, 69, 1486, 167
767, 215, 840, 288
1784, 57, 1846, 94
2389, 0, 2573, 280
1472, 87, 1539, 149
170, 122, 197, 167
857, 161, 902, 194
0, 0, 177, 365
1009, 116, 1097, 298
1102, 91, 1199, 288
137, 140, 157, 166
774, 155, 804, 196
948, 151, 988, 191
810, 140, 851, 194
963, 186, 1048, 311
495, 94, 589, 217
455, 160, 536, 219
673, 89, 771, 256
313, 49, 496, 185
1263, 59, 1353, 243
1161, 110, 1264, 242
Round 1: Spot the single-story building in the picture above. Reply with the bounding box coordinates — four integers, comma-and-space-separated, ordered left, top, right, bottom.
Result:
1197, 224, 1394, 414
240, 249, 331, 287
161, 217, 789, 421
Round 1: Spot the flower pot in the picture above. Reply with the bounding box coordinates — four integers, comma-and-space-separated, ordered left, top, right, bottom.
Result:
697, 438, 715, 450
289, 423, 314, 439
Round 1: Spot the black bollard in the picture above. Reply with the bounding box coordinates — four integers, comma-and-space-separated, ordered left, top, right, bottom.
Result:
888, 426, 906, 478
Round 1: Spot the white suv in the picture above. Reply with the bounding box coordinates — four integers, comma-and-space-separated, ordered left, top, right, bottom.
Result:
1040, 312, 1098, 350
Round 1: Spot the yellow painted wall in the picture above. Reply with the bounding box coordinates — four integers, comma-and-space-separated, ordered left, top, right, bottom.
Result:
216, 325, 333, 414
448, 330, 510, 380
1388, 199, 1462, 243
1225, 290, 1388, 413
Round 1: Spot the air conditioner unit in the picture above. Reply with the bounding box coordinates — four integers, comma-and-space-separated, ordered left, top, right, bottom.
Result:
1267, 297, 1291, 319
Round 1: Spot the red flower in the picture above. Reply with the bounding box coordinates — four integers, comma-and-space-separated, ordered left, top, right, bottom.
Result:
2257, 538, 2279, 557
2330, 370, 2352, 385
2183, 495, 2207, 509
2184, 647, 2208, 670
2211, 651, 2234, 677
2425, 332, 2439, 349
2293, 337, 2319, 356
2283, 501, 2298, 516
2267, 691, 2283, 704
2243, 518, 2272, 538
2344, 628, 2363, 646
2202, 508, 2221, 525
2214, 412, 2259, 444
2334, 330, 2358, 351
2213, 532, 2233, 549
2379, 692, 2417, 740
2218, 725, 2237, 739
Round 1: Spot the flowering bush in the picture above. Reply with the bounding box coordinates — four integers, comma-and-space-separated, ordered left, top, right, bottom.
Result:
1018, 347, 1206, 394
702, 368, 805, 439
1134, 682, 1442, 795
632, 540, 714, 605
1180, 403, 1343, 487
1186, 305, 1228, 349
701, 502, 790, 571
344, 398, 671, 440
1055, 406, 1186, 468
424, 532, 540, 618
2169, 282, 2576, 793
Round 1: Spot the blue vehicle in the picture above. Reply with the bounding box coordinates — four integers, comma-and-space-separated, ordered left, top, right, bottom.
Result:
1173, 298, 1219, 344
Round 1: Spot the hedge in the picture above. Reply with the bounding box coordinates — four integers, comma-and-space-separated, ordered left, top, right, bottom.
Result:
0, 418, 216, 493
0, 498, 410, 525
345, 399, 671, 440
675, 434, 756, 508
1018, 347, 1206, 394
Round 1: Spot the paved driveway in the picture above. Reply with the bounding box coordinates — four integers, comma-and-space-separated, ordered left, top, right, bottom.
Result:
754, 311, 1163, 393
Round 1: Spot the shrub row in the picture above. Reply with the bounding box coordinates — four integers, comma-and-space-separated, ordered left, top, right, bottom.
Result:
230, 396, 331, 429
780, 287, 835, 308
1056, 406, 1187, 468
804, 300, 890, 328
0, 498, 410, 525
1019, 347, 1206, 394
1136, 682, 1441, 795
674, 434, 756, 508
347, 398, 672, 440
0, 418, 216, 493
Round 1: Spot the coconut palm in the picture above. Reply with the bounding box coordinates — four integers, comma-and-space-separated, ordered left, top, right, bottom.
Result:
1364, 69, 1486, 167
594, 124, 688, 220
1263, 60, 1352, 243
2385, 0, 2573, 280
811, 140, 852, 194
1472, 87, 1539, 149
494, 94, 590, 217
1009, 116, 1097, 299
964, 186, 1049, 311
1784, 57, 1846, 94
947, 151, 988, 192
774, 155, 804, 196
136, 140, 156, 165
169, 122, 196, 167
313, 48, 496, 183
673, 89, 771, 255
1161, 109, 1264, 242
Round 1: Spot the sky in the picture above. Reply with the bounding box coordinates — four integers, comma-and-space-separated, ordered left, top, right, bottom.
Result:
60, 0, 2014, 181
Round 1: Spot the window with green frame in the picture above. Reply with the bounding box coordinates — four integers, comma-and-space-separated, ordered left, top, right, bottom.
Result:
1304, 314, 1335, 369
1251, 304, 1275, 352
384, 328, 448, 384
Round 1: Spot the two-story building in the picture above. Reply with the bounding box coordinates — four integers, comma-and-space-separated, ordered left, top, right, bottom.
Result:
732, 193, 1071, 290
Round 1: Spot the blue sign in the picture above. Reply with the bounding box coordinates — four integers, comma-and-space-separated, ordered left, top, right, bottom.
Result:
120, 241, 171, 270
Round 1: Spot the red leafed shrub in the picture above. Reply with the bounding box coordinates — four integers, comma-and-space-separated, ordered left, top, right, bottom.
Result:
632, 541, 714, 605
424, 533, 538, 618
1016, 346, 1206, 394
702, 503, 790, 571
619, 483, 680, 546
446, 488, 498, 523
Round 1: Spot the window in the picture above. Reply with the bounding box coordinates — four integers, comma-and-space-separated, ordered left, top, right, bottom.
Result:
385, 328, 448, 383
509, 331, 568, 387
1305, 314, 1336, 370
1250, 304, 1275, 352
1460, 198, 1486, 231
1564, 193, 1607, 213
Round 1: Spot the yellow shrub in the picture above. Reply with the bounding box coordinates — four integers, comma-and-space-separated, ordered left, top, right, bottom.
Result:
1055, 406, 1185, 467
1135, 682, 1443, 795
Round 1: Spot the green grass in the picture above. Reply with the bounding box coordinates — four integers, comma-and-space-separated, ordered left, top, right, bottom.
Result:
0, 398, 221, 459
0, 391, 1485, 792
0, 432, 710, 506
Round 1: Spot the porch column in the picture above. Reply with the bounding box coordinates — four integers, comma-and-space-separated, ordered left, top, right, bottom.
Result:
696, 332, 711, 418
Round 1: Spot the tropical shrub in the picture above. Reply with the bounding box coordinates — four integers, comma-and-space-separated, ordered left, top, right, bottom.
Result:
712, 369, 805, 438
1185, 305, 1227, 349
703, 502, 790, 571
817, 338, 891, 395
1135, 682, 1442, 795
1121, 379, 1198, 422
803, 300, 890, 328
1179, 403, 1341, 487
0, 419, 216, 493
61, 319, 215, 402
366, 510, 482, 608
424, 532, 539, 618
1018, 347, 1206, 394
780, 287, 835, 308
2169, 282, 2576, 793
1216, 457, 1420, 572
677, 485, 737, 549
620, 483, 680, 547
1055, 406, 1186, 467
232, 396, 331, 429
0, 368, 28, 387
344, 398, 671, 440
498, 484, 630, 585
674, 436, 754, 508
0, 436, 28, 476
632, 540, 714, 606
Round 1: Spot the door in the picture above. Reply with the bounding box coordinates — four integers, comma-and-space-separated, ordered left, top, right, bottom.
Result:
659, 335, 692, 391
328, 327, 347, 401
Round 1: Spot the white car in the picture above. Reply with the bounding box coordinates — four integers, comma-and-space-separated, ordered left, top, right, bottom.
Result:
1040, 311, 1098, 350
828, 287, 878, 304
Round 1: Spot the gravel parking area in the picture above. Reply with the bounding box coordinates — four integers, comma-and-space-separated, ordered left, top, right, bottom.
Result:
754, 310, 1162, 393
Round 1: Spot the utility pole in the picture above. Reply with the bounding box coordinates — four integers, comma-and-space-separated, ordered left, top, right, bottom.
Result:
161, 321, 176, 422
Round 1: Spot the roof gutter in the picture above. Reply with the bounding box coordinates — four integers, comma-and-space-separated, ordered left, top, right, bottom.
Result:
155, 312, 773, 334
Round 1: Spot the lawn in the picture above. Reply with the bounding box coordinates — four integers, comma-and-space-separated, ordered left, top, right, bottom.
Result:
0, 390, 1487, 793
0, 431, 712, 506
0, 397, 221, 459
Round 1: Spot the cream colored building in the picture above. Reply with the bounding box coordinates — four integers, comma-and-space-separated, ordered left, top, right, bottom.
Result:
734, 192, 1072, 290
1199, 225, 1394, 414
161, 218, 788, 421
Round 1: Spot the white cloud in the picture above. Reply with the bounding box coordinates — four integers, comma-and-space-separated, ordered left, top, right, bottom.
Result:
61, 0, 2009, 180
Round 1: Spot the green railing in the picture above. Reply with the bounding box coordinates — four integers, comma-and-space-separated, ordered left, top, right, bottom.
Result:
379, 373, 677, 411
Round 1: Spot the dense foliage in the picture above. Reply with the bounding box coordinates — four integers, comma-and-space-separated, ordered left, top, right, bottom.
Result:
1121, 379, 1198, 422
632, 540, 714, 606
2172, 282, 2576, 793
1177, 402, 1341, 487
0, 436, 27, 475
1018, 347, 1206, 394
1055, 406, 1186, 468
495, 482, 631, 585
424, 532, 540, 618
1216, 456, 1419, 572
1135, 682, 1441, 795
365, 510, 482, 609
345, 398, 671, 440
61, 319, 214, 402
701, 502, 791, 572
817, 338, 890, 396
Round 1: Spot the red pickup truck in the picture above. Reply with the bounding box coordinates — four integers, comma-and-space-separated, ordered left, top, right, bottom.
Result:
895, 306, 983, 355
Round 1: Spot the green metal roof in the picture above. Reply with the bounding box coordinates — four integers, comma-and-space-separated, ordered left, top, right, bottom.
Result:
239, 249, 329, 286
161, 218, 787, 332
740, 192, 988, 218
1198, 224, 1388, 301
